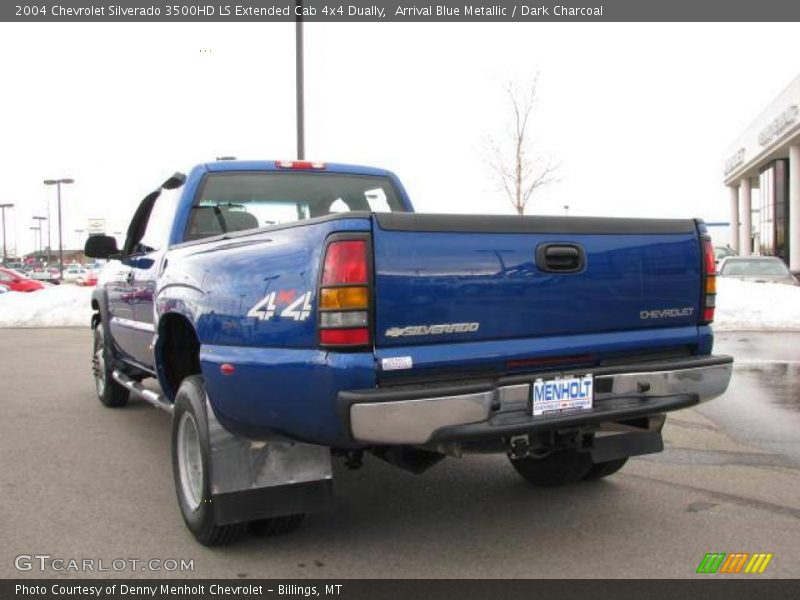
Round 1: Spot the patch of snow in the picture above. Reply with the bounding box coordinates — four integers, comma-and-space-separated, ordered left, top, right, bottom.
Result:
0, 285, 93, 328
714, 278, 800, 332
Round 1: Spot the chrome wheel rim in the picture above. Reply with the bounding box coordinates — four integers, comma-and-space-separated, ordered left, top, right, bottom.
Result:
177, 412, 204, 511
93, 329, 106, 397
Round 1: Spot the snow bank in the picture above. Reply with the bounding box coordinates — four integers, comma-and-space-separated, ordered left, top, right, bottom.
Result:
0, 285, 93, 328
714, 278, 800, 332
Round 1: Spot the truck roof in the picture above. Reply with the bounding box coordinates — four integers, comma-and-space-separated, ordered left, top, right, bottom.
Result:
203, 160, 394, 178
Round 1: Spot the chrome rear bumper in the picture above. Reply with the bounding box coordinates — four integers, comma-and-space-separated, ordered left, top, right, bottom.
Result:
343, 356, 733, 445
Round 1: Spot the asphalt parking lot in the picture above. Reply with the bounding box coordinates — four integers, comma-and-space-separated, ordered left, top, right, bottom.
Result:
1, 328, 798, 579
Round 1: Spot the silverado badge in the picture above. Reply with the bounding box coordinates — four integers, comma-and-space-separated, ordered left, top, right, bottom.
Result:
385, 323, 480, 337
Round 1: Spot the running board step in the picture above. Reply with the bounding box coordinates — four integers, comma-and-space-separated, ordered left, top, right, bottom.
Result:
111, 370, 173, 414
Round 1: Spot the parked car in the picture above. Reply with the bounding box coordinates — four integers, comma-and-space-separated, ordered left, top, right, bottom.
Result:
0, 267, 45, 292
717, 256, 798, 285
76, 270, 98, 287
84, 160, 732, 546
714, 245, 737, 267
62, 264, 91, 283
29, 267, 61, 285
22, 261, 43, 275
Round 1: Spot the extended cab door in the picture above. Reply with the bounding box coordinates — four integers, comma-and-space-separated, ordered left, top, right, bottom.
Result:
105, 258, 138, 359
110, 182, 182, 368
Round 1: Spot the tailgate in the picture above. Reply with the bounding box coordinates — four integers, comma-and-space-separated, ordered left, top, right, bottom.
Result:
371, 214, 702, 347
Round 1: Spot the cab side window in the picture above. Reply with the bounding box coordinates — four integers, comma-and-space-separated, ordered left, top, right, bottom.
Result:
134, 188, 181, 254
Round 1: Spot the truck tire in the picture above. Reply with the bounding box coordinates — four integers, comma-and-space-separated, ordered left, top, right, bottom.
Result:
508, 450, 593, 487
92, 323, 129, 408
172, 375, 246, 546
172, 376, 306, 545
583, 458, 628, 481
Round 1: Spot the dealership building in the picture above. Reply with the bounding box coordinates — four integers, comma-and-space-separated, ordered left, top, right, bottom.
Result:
723, 74, 800, 273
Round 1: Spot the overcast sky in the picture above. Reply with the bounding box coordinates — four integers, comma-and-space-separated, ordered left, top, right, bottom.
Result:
0, 22, 798, 256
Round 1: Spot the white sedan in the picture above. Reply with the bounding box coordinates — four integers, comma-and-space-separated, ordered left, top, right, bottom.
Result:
62, 265, 90, 283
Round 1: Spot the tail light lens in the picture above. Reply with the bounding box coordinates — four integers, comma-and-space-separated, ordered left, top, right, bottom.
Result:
322, 241, 368, 285
700, 237, 716, 324
320, 286, 369, 309
320, 328, 369, 346
319, 238, 371, 348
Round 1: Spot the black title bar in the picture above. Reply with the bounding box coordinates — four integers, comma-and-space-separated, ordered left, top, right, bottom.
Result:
5, 0, 800, 22
4, 579, 800, 600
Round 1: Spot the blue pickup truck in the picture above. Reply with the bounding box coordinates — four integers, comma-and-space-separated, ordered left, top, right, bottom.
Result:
85, 159, 732, 545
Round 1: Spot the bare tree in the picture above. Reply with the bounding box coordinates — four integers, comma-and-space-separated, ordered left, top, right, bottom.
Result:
488, 76, 559, 215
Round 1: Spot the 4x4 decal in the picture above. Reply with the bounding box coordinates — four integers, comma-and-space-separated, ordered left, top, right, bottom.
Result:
247, 290, 312, 321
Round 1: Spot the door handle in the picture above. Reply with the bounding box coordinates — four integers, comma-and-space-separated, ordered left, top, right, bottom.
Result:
536, 243, 585, 273
125, 271, 135, 285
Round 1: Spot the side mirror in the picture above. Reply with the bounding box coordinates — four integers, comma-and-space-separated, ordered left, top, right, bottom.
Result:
85, 235, 119, 259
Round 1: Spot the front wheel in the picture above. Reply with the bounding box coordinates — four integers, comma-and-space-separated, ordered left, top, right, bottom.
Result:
92, 323, 128, 408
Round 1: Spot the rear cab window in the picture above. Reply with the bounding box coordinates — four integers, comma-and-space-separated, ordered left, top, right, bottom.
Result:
184, 172, 405, 242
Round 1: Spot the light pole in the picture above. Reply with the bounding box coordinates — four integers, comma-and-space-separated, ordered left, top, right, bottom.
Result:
29, 226, 39, 258
295, 0, 305, 159
563, 204, 570, 216
33, 216, 46, 260
45, 198, 52, 264
0, 203, 14, 266
43, 178, 74, 280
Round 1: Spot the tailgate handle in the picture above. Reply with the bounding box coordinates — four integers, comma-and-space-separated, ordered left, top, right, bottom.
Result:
536, 244, 585, 273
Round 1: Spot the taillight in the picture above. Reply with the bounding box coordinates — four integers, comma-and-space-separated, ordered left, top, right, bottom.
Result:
318, 238, 371, 348
275, 160, 326, 170
322, 241, 368, 285
701, 237, 716, 324
320, 328, 369, 346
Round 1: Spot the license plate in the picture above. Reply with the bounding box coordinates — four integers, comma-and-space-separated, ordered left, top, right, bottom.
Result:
531, 374, 594, 416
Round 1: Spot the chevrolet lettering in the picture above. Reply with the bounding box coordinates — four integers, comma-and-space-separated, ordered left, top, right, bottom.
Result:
640, 307, 696, 320
84, 159, 732, 546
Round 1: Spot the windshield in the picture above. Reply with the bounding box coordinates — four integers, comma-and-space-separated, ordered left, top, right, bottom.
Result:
714, 246, 735, 260
720, 259, 791, 277
1, 269, 27, 280
185, 172, 405, 241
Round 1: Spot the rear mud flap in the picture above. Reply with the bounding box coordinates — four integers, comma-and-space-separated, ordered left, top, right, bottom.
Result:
205, 400, 334, 525
590, 430, 663, 463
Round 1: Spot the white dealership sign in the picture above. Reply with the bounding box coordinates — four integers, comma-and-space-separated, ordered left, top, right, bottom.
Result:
87, 218, 106, 235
